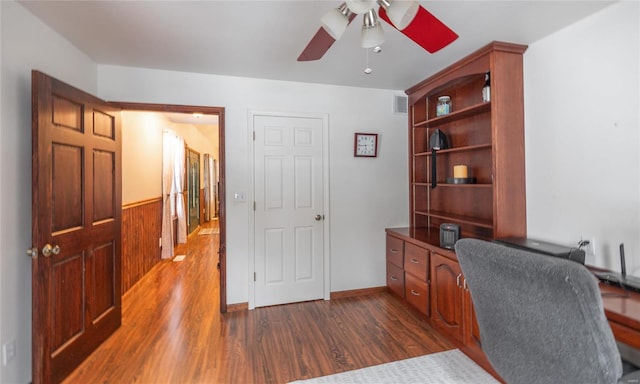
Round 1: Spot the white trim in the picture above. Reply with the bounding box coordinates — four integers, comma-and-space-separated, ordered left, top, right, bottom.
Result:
247, 111, 256, 309
247, 110, 331, 309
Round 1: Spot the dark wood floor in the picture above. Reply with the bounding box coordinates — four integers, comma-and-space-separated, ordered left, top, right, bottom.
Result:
64, 220, 456, 383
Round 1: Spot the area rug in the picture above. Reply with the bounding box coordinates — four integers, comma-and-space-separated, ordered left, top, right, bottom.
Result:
198, 228, 219, 235
288, 349, 499, 384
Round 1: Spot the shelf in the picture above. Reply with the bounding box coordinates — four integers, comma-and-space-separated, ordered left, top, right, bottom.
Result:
414, 182, 492, 188
413, 102, 491, 128
440, 183, 491, 188
414, 143, 492, 157
407, 42, 527, 239
414, 210, 493, 229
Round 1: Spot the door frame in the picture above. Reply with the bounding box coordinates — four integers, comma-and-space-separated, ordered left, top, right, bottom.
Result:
247, 110, 331, 310
114, 102, 227, 313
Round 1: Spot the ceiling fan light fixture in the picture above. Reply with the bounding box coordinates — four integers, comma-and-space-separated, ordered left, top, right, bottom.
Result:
361, 10, 384, 48
346, 0, 378, 14
321, 3, 352, 40
378, 0, 419, 30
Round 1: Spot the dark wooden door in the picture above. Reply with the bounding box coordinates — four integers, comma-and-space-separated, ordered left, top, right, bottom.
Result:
31, 71, 122, 384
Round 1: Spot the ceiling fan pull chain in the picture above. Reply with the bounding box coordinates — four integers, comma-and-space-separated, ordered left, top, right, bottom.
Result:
364, 48, 372, 74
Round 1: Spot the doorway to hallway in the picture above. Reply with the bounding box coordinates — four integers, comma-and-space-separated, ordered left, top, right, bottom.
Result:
118, 102, 227, 312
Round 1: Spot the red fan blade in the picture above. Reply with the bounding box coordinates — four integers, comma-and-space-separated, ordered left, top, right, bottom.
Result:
297, 14, 357, 61
379, 5, 458, 53
297, 27, 336, 61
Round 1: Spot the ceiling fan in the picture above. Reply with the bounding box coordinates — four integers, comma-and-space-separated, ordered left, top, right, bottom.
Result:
298, 0, 458, 61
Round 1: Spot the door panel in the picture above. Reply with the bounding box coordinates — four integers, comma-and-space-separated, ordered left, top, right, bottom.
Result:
90, 242, 116, 319
93, 110, 116, 138
93, 150, 115, 221
51, 144, 83, 231
32, 71, 122, 384
294, 226, 313, 280
265, 228, 285, 283
254, 115, 324, 307
51, 255, 84, 352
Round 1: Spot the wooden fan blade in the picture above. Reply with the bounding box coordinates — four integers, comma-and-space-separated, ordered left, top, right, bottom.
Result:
297, 27, 336, 61
379, 5, 458, 53
297, 14, 358, 62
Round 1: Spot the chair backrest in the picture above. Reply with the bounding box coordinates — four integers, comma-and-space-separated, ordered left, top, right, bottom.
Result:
455, 238, 622, 384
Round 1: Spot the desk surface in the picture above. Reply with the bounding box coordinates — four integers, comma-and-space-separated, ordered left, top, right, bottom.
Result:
599, 282, 640, 349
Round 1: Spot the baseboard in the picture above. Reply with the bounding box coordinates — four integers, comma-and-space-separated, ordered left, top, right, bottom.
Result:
227, 287, 387, 311
226, 302, 248, 312
330, 286, 387, 300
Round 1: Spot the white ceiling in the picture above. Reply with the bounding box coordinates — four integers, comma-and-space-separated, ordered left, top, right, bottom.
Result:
164, 111, 219, 133
19, 0, 615, 91
164, 112, 219, 125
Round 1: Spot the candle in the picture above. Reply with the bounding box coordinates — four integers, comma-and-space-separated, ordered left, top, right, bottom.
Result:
453, 165, 468, 178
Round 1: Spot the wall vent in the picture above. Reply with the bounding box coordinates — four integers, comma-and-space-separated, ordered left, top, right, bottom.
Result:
394, 95, 408, 114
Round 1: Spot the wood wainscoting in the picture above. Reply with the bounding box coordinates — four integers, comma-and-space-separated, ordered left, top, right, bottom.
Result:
122, 198, 162, 293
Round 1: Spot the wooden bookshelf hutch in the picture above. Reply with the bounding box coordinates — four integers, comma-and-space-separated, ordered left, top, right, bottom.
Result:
386, 41, 528, 375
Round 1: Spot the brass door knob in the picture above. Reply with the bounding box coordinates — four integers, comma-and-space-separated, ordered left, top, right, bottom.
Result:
42, 244, 61, 257
26, 247, 38, 259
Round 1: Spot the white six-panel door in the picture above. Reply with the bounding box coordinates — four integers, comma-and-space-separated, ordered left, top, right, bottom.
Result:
253, 114, 325, 307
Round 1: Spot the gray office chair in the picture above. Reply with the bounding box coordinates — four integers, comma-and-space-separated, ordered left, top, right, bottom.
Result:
455, 238, 640, 384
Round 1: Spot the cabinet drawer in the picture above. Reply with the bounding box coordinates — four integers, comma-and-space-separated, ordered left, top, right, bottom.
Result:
405, 273, 429, 315
386, 235, 404, 267
386, 262, 405, 298
404, 242, 429, 281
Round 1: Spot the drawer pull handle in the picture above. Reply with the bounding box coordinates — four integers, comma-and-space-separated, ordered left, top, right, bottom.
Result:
390, 276, 398, 281
390, 249, 398, 254
410, 258, 419, 264
410, 290, 420, 296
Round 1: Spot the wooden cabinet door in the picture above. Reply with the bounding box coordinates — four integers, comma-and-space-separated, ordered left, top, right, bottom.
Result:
464, 285, 482, 348
430, 252, 464, 342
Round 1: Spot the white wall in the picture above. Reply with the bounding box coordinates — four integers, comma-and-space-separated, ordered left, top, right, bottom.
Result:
0, 1, 98, 382
97, 66, 410, 304
524, 1, 640, 276
121, 110, 218, 205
